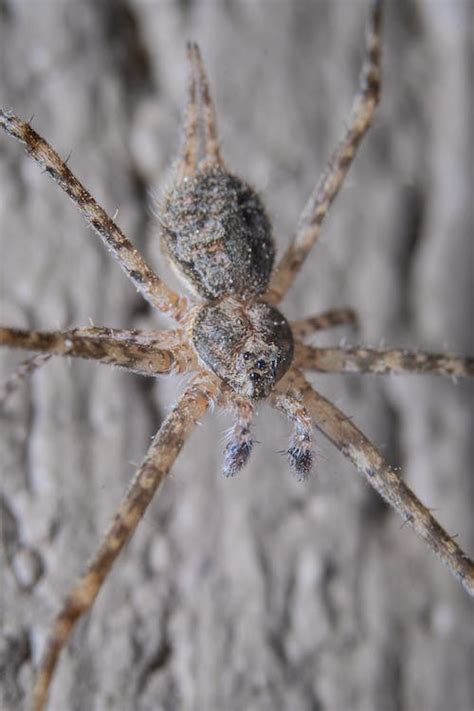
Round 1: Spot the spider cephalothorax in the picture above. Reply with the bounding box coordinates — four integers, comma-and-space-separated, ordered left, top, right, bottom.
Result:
192, 298, 293, 399
1, 2, 473, 709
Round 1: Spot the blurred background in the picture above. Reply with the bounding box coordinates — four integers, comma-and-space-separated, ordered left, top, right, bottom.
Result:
1, 1, 472, 709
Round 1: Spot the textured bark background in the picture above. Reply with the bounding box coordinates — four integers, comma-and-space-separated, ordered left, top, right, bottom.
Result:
1, 1, 473, 710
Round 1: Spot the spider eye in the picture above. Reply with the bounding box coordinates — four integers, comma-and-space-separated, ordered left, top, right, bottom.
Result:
256, 359, 266, 369
249, 372, 261, 382
243, 352, 252, 361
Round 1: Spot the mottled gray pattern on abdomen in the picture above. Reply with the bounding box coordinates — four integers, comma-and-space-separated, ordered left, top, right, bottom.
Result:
161, 167, 275, 299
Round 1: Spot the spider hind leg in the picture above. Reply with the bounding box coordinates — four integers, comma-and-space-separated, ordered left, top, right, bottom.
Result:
177, 42, 223, 179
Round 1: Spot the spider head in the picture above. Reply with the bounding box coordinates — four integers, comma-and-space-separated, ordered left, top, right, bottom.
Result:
234, 341, 288, 399
192, 299, 294, 400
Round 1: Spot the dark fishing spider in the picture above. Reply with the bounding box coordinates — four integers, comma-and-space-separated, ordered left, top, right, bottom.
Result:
1, 1, 473, 709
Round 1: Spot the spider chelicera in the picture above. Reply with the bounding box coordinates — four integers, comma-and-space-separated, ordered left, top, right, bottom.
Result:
0, 1, 473, 709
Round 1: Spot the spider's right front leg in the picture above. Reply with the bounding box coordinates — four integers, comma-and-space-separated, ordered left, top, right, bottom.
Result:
31, 373, 216, 711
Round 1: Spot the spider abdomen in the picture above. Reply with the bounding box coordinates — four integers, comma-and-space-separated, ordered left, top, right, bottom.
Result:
161, 167, 275, 299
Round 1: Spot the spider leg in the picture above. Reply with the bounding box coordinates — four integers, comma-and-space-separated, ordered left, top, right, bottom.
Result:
291, 308, 359, 340
0, 326, 194, 376
176, 42, 200, 178
282, 369, 474, 596
56, 325, 183, 348
266, 0, 382, 304
32, 374, 215, 711
294, 343, 474, 378
0, 353, 51, 405
192, 42, 223, 167
222, 397, 254, 477
0, 111, 187, 321
272, 390, 313, 481
176, 42, 223, 178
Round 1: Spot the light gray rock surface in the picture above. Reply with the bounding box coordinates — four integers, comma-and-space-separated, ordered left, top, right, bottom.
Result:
1, 1, 472, 710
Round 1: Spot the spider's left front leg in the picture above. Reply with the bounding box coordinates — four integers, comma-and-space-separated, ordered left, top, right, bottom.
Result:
31, 373, 216, 711
282, 370, 474, 596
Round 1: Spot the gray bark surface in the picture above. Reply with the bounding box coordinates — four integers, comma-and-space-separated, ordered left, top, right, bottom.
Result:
1, 1, 472, 710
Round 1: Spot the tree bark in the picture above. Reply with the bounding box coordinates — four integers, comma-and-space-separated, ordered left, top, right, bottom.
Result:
1, 1, 472, 710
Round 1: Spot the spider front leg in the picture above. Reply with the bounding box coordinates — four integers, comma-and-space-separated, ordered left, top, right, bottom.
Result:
0, 111, 187, 320
0, 326, 193, 377
294, 343, 474, 378
282, 370, 474, 596
32, 374, 216, 711
291, 308, 359, 340
266, 0, 382, 304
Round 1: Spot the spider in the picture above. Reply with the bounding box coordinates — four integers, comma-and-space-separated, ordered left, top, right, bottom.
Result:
1, 1, 473, 709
